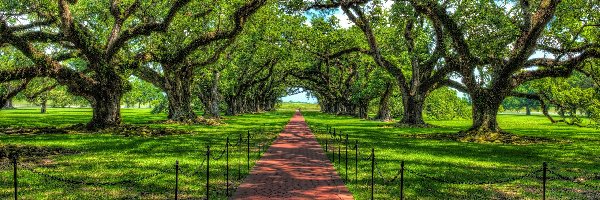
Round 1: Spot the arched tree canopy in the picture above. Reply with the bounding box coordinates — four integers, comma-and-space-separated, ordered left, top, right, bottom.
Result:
1, 0, 598, 136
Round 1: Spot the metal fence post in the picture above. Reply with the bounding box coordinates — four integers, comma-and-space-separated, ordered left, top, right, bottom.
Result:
355, 141, 358, 182
371, 148, 375, 200
543, 162, 547, 200
332, 143, 335, 163
400, 161, 405, 200
338, 142, 341, 165
247, 130, 250, 172
12, 155, 17, 200
175, 160, 179, 200
325, 139, 328, 152
206, 145, 210, 199
238, 133, 242, 180
226, 137, 230, 197
345, 134, 348, 181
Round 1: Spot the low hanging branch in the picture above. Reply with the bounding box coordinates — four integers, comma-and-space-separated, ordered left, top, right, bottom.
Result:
0, 79, 30, 107
25, 83, 59, 101
509, 91, 557, 124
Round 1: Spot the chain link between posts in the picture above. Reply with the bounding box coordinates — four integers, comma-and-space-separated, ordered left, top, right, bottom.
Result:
547, 169, 600, 189
404, 167, 543, 185
18, 163, 172, 186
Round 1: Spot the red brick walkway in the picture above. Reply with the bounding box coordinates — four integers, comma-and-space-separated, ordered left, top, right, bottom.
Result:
232, 111, 354, 200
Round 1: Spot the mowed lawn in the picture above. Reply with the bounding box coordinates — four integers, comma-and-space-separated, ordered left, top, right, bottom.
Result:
0, 108, 293, 199
303, 112, 600, 200
1, 108, 598, 199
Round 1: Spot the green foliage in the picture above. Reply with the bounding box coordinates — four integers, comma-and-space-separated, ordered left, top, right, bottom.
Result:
389, 92, 404, 118
533, 72, 600, 126
122, 77, 163, 108
150, 97, 168, 114
424, 87, 472, 120
503, 82, 540, 113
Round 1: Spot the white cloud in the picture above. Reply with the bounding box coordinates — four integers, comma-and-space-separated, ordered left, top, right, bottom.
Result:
280, 91, 318, 103
383, 0, 393, 10
334, 11, 353, 29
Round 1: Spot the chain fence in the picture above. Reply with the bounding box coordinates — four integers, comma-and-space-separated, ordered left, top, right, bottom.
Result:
1, 127, 281, 199
314, 124, 600, 200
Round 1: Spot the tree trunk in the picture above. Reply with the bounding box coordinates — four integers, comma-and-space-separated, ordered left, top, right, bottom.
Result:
375, 83, 392, 121
399, 94, 426, 125
167, 90, 195, 121
3, 99, 14, 109
87, 88, 122, 129
40, 99, 47, 114
201, 71, 221, 118
525, 104, 531, 115
164, 69, 197, 121
468, 91, 503, 133
226, 97, 238, 116
357, 100, 369, 119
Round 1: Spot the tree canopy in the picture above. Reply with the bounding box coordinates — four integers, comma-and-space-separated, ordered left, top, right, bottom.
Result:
1, 0, 599, 137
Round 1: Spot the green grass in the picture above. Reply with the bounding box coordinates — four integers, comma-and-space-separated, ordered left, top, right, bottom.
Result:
276, 102, 320, 111
0, 108, 293, 199
304, 112, 600, 200
1, 107, 598, 199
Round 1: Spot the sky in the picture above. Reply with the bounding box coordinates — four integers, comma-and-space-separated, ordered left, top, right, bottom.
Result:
280, 91, 318, 103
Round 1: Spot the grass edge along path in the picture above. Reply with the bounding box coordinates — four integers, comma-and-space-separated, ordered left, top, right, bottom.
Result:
303, 111, 600, 200
233, 110, 354, 200
0, 109, 293, 199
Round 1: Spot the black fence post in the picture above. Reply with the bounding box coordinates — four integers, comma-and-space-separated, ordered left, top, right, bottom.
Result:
12, 155, 17, 200
247, 130, 250, 172
206, 145, 210, 200
542, 162, 547, 200
325, 139, 328, 152
175, 160, 179, 200
345, 133, 348, 181
355, 141, 358, 182
371, 148, 375, 200
338, 142, 341, 165
332, 143, 335, 163
226, 137, 230, 197
238, 133, 242, 180
400, 161, 405, 200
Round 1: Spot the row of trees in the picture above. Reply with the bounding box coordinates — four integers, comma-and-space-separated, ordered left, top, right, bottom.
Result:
1, 0, 599, 137
285, 0, 599, 136
0, 0, 297, 128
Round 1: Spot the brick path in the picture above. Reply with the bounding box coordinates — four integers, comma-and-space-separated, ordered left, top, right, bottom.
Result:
232, 111, 354, 200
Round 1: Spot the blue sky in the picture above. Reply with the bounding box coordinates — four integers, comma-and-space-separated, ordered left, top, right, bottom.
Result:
280, 91, 318, 103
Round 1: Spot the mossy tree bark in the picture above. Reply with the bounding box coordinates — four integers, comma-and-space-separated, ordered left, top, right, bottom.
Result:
409, 0, 599, 136
375, 82, 392, 121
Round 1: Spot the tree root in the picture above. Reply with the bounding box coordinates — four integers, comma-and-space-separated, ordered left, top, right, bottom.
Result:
150, 116, 225, 126
394, 122, 438, 128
